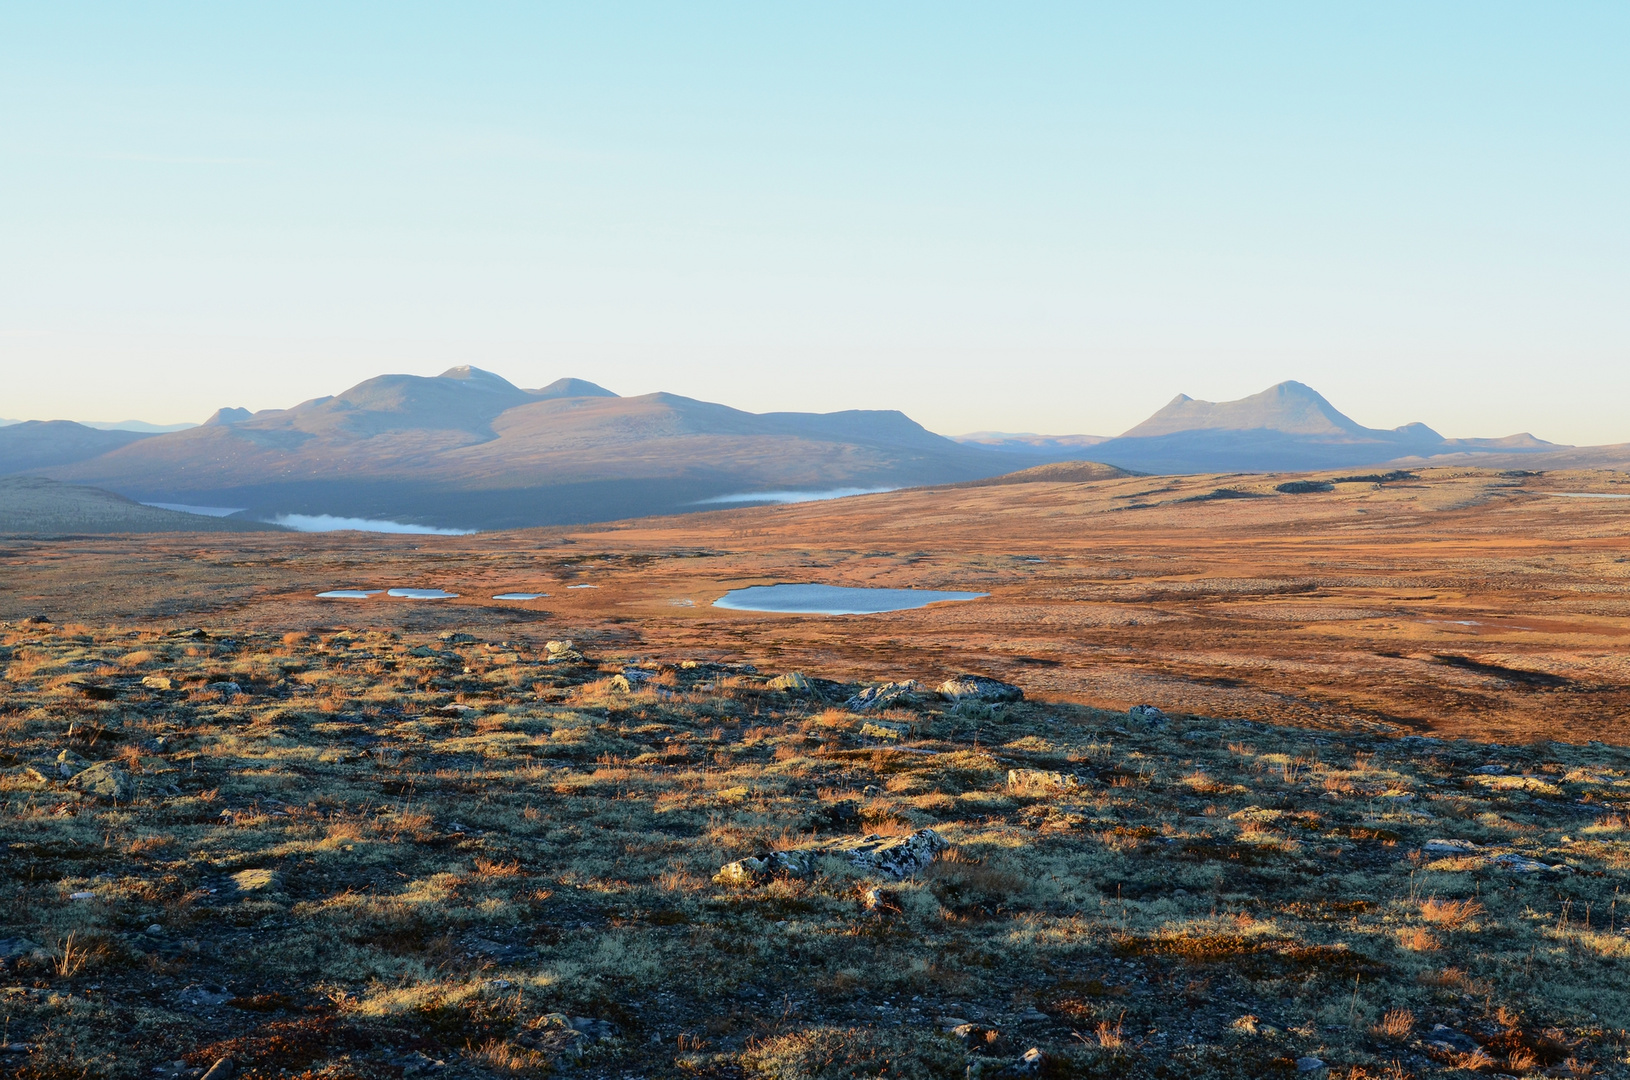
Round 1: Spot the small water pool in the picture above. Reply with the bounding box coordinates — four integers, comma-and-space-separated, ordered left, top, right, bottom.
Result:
492, 592, 548, 600
316, 589, 383, 599
1546, 492, 1630, 500
711, 583, 988, 615
386, 588, 459, 600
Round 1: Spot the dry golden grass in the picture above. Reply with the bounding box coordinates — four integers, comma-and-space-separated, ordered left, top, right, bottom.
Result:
0, 612, 1625, 1078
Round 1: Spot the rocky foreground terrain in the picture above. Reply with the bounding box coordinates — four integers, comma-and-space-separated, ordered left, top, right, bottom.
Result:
1, 618, 1627, 1079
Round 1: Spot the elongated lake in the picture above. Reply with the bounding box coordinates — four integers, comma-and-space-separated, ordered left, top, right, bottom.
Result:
711, 583, 988, 615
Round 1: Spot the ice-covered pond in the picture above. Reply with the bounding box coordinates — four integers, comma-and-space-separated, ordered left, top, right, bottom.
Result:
711, 583, 987, 615
492, 592, 548, 600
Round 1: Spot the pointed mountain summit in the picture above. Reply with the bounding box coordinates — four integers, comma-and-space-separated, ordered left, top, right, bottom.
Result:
1121, 381, 1410, 439
1088, 382, 1548, 474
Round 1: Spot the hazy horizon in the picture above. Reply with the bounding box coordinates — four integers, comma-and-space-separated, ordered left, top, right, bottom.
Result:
3, 5, 1626, 444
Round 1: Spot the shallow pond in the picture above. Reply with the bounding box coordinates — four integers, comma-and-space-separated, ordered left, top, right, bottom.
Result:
387, 588, 459, 599
492, 592, 548, 600
316, 589, 383, 599
1546, 492, 1630, 499
711, 583, 987, 615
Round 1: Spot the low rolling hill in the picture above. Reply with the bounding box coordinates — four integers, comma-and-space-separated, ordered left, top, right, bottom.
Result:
0, 476, 283, 536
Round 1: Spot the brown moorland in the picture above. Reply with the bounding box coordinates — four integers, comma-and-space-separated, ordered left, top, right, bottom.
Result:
3, 466, 1626, 746
1, 466, 1629, 1079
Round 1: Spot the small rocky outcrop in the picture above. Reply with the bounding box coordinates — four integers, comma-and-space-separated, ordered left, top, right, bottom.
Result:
714, 828, 949, 885
545, 640, 586, 664
845, 681, 924, 711
767, 672, 813, 693
938, 675, 1023, 703
1128, 704, 1169, 724
1007, 769, 1082, 791
69, 760, 133, 802
860, 719, 912, 740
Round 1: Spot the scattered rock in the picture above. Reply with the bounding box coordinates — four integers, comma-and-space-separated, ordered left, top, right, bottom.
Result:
1296, 1057, 1327, 1073
175, 984, 233, 1007
619, 667, 653, 685
229, 868, 279, 893
608, 674, 635, 693
166, 627, 207, 639
1007, 769, 1082, 791
141, 675, 176, 691
1472, 764, 1506, 775
55, 749, 88, 779
1490, 853, 1566, 874
834, 829, 950, 879
767, 672, 813, 693
69, 891, 96, 901
434, 702, 476, 714
545, 640, 586, 664
938, 675, 1023, 703
949, 1023, 1001, 1049
1425, 1025, 1476, 1054
204, 681, 244, 698
811, 799, 860, 830
199, 1057, 236, 1080
0, 937, 46, 968
1016, 1047, 1046, 1073
845, 681, 924, 711
1423, 838, 1480, 854
714, 829, 949, 885
146, 924, 164, 936
1229, 805, 1285, 823
1128, 704, 1169, 724
68, 761, 133, 802
438, 632, 476, 644
860, 719, 913, 740
859, 885, 903, 914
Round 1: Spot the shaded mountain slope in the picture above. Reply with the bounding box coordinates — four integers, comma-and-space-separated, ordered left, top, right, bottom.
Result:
43, 367, 1017, 529
0, 420, 155, 474
0, 476, 282, 536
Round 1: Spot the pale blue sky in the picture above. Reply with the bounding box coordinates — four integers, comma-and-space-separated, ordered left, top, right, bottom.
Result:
2, 4, 1626, 443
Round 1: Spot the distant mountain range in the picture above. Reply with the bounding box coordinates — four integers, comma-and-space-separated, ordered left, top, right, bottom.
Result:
28, 367, 1017, 529
5, 374, 1627, 531
958, 381, 1611, 474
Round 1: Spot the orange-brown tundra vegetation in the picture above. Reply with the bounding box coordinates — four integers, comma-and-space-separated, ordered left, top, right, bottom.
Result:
0, 466, 1628, 1079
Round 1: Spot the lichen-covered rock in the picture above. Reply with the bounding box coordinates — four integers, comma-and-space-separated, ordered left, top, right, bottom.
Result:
833, 829, 949, 879
545, 640, 586, 664
55, 749, 88, 779
229, 868, 280, 893
768, 672, 812, 693
1227, 805, 1284, 823
1128, 704, 1168, 724
713, 848, 821, 886
845, 681, 923, 711
141, 674, 175, 691
68, 760, 133, 801
860, 719, 912, 740
938, 676, 1023, 703
1007, 769, 1081, 791
714, 829, 949, 885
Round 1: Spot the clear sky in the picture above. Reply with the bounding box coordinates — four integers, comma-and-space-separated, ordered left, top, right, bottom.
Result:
2, 4, 1626, 443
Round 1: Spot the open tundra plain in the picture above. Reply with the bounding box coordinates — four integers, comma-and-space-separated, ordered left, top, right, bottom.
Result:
2, 467, 1630, 1078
